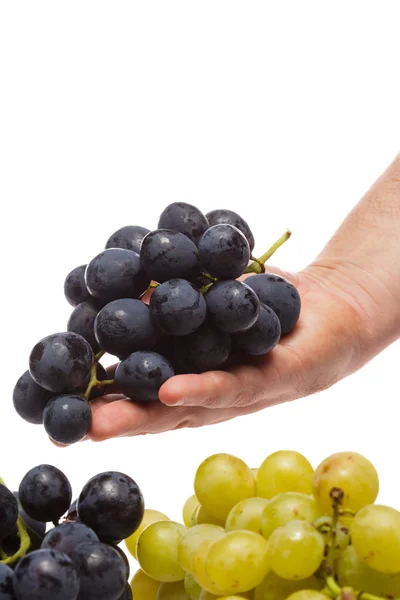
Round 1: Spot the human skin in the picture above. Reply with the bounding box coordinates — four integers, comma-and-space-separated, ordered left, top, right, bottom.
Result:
87, 154, 400, 440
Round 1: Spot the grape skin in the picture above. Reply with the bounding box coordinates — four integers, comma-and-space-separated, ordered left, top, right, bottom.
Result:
130, 569, 161, 599
115, 351, 175, 403
225, 497, 269, 535
178, 524, 225, 573
41, 521, 99, 556
286, 593, 329, 600
150, 279, 207, 336
12, 370, 53, 425
190, 504, 226, 528
136, 521, 187, 582
67, 299, 102, 353
182, 495, 198, 528
174, 321, 231, 373
233, 304, 281, 356
106, 225, 150, 254
0, 485, 18, 541
257, 451, 314, 499
0, 563, 14, 599
43, 394, 92, 445
253, 571, 323, 600
260, 492, 320, 539
18, 464, 72, 523
184, 572, 202, 600
206, 209, 255, 252
337, 545, 400, 597
117, 583, 133, 600
156, 580, 189, 599
140, 229, 200, 283
64, 264, 91, 307
158, 202, 209, 245
206, 280, 260, 334
198, 224, 250, 280
125, 509, 170, 560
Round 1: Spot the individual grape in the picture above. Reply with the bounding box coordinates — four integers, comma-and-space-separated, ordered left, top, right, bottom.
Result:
113, 544, 130, 580
205, 281, 260, 334
141, 229, 201, 283
70, 540, 126, 600
67, 299, 102, 353
85, 248, 150, 303
1, 526, 20, 556
257, 451, 313, 499
194, 454, 256, 520
0, 485, 18, 540
200, 593, 252, 600
77, 471, 144, 544
182, 495, 198, 528
261, 493, 320, 539
190, 504, 226, 528
253, 571, 323, 600
14, 492, 47, 539
136, 521, 187, 582
206, 209, 255, 252
43, 394, 92, 445
225, 498, 269, 535
285, 593, 329, 600
178, 524, 225, 573
12, 549, 80, 600
268, 520, 325, 580
312, 451, 379, 514
198, 224, 250, 280
156, 580, 189, 599
205, 530, 270, 594
0, 563, 15, 599
64, 264, 91, 307
312, 516, 349, 559
350, 504, 400, 573
115, 351, 175, 403
174, 321, 231, 373
106, 225, 150, 253
41, 521, 99, 555
94, 298, 159, 358
158, 202, 209, 245
12, 370, 53, 424
125, 508, 170, 560
118, 583, 133, 600
150, 279, 207, 336
233, 304, 281, 355
337, 545, 400, 597
130, 569, 161, 599
191, 526, 225, 595
29, 332, 94, 394
18, 464, 72, 523
245, 273, 301, 335
184, 572, 202, 599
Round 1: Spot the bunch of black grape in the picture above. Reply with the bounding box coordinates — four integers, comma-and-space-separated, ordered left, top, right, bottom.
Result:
13, 202, 301, 445
0, 464, 144, 599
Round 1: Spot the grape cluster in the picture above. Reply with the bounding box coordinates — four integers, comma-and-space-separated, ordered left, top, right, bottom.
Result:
12, 202, 301, 445
0, 464, 144, 599
125, 450, 400, 600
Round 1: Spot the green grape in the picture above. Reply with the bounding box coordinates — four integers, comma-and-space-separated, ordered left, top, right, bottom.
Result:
313, 516, 350, 559
261, 493, 320, 539
268, 520, 325, 580
183, 495, 199, 528
205, 530, 270, 594
137, 521, 187, 582
285, 592, 329, 600
191, 503, 226, 527
130, 569, 162, 599
125, 508, 170, 559
257, 451, 313, 499
337, 545, 400, 597
184, 572, 202, 600
156, 580, 189, 599
312, 451, 379, 514
199, 591, 252, 599
178, 524, 225, 573
191, 525, 226, 594
351, 504, 400, 574
194, 454, 256, 520
253, 571, 323, 600
226, 497, 269, 535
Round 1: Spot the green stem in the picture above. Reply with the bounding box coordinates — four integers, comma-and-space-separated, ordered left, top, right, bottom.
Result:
95, 350, 105, 361
326, 576, 342, 597
200, 282, 214, 294
359, 594, 390, 600
244, 229, 292, 274
0, 478, 31, 566
149, 281, 159, 289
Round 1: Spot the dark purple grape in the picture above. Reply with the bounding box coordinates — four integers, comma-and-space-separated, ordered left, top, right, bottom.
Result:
140, 229, 200, 283
174, 321, 231, 373
1, 526, 20, 556
198, 224, 250, 279
43, 395, 92, 445
0, 485, 18, 541
13, 549, 79, 600
85, 248, 150, 304
206, 208, 255, 252
18, 465, 72, 523
29, 332, 94, 394
0, 563, 15, 599
206, 280, 260, 333
89, 363, 109, 400
150, 279, 206, 336
70, 541, 126, 600
112, 545, 130, 580
41, 521, 99, 556
64, 265, 91, 307
94, 299, 159, 358
77, 472, 144, 544
13, 493, 46, 539
67, 299, 102, 353
118, 584, 132, 600
12, 370, 53, 424
106, 225, 150, 254
245, 273, 301, 335
115, 351, 175, 403
158, 201, 209, 245
233, 304, 281, 355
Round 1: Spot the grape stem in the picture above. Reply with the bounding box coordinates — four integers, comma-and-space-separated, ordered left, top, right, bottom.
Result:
149, 281, 159, 289
325, 574, 390, 600
95, 349, 105, 361
0, 477, 31, 566
199, 282, 214, 295
244, 229, 292, 274
84, 362, 115, 400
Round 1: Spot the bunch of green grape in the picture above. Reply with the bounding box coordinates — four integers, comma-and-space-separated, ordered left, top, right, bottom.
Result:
124, 450, 400, 599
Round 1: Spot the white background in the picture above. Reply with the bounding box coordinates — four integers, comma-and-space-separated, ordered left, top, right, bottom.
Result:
1, 1, 399, 573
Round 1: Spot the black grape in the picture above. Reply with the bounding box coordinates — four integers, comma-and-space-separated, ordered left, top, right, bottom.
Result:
174, 321, 231, 373
1, 526, 20, 556
70, 541, 126, 600
94, 298, 159, 358
115, 351, 175, 403
140, 229, 200, 283
150, 279, 206, 336
206, 280, 260, 333
29, 332, 94, 394
117, 584, 133, 600
206, 208, 255, 252
198, 224, 250, 279
14, 492, 46, 539
12, 370, 53, 424
64, 265, 91, 307
18, 465, 72, 523
112, 545, 130, 580
233, 304, 281, 355
158, 201, 209, 245
105, 225, 150, 254
77, 471, 144, 544
0, 563, 16, 599
85, 248, 150, 304
0, 485, 18, 540
43, 395, 92, 445
67, 299, 102, 353
41, 521, 99, 556
245, 273, 301, 334
12, 549, 79, 600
